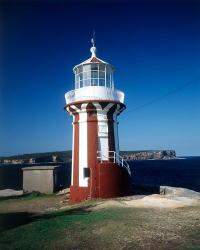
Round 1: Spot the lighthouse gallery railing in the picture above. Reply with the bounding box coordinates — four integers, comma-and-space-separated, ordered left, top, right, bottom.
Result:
97, 151, 131, 176
65, 86, 125, 104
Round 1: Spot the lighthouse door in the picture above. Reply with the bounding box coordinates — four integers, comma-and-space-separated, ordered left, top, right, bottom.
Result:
98, 123, 109, 161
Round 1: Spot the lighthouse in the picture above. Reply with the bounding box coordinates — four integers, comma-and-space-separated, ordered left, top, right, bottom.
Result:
65, 40, 132, 202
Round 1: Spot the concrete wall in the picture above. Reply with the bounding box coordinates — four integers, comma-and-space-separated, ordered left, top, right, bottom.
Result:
22, 166, 58, 194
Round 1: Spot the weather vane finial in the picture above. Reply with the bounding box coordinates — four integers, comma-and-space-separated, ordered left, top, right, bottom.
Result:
90, 30, 96, 57
91, 30, 95, 47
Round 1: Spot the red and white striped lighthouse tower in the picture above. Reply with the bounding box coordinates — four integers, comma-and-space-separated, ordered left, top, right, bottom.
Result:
65, 40, 132, 202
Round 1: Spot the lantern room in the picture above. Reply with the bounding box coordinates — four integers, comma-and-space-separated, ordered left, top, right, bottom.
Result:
73, 47, 114, 89
65, 45, 125, 105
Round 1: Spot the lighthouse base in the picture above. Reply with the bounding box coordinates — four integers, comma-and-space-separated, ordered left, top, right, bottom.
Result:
69, 186, 89, 202
70, 163, 132, 202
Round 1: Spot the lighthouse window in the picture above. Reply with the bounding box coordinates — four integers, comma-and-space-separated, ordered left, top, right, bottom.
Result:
83, 71, 90, 80
75, 75, 78, 88
83, 65, 90, 72
106, 74, 110, 87
84, 79, 90, 86
99, 71, 105, 78
106, 66, 110, 75
91, 64, 98, 70
91, 71, 98, 79
111, 73, 114, 86
99, 64, 105, 71
77, 66, 83, 74
99, 79, 105, 86
91, 79, 98, 86
79, 73, 83, 81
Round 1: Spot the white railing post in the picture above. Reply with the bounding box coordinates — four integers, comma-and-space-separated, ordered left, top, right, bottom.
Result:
97, 150, 131, 176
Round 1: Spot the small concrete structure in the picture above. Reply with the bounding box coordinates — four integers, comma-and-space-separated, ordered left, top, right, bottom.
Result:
22, 166, 59, 194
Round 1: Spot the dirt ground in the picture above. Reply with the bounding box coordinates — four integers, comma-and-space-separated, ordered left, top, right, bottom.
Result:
1, 188, 200, 213
0, 192, 200, 250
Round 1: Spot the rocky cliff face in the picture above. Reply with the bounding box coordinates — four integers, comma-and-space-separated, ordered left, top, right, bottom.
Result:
122, 150, 176, 160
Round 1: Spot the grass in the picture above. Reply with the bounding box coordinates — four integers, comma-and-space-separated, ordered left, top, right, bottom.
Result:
0, 191, 51, 201
0, 195, 200, 250
0, 207, 146, 250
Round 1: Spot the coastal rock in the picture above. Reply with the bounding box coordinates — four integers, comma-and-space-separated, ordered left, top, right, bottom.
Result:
0, 189, 23, 197
160, 186, 200, 198
122, 150, 176, 160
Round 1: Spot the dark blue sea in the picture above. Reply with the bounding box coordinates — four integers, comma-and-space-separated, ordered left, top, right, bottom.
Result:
0, 157, 200, 192
128, 156, 200, 192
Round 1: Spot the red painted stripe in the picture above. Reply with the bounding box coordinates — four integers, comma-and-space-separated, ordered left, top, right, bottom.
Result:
72, 112, 79, 187
107, 104, 118, 161
86, 103, 99, 198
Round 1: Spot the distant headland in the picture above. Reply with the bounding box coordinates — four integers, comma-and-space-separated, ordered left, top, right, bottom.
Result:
121, 150, 176, 160
0, 150, 176, 164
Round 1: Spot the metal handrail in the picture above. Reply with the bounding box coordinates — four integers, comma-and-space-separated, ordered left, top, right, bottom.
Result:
97, 151, 131, 176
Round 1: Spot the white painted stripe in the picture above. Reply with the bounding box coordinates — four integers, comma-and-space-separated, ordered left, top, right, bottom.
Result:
70, 105, 80, 111
93, 102, 112, 161
79, 103, 88, 114
113, 104, 121, 163
71, 116, 75, 186
66, 106, 72, 115
103, 103, 114, 112
78, 103, 88, 187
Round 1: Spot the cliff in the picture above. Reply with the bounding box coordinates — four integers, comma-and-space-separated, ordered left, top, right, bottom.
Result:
122, 150, 176, 160
0, 150, 176, 163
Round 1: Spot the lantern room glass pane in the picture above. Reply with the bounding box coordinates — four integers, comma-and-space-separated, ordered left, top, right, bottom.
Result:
91, 64, 98, 70
91, 79, 98, 86
83, 65, 90, 72
83, 71, 90, 80
106, 74, 110, 87
75, 75, 78, 88
99, 64, 105, 71
79, 73, 83, 80
91, 71, 98, 78
77, 66, 83, 74
83, 79, 90, 86
106, 67, 111, 74
99, 71, 105, 78
99, 79, 105, 86
111, 73, 114, 87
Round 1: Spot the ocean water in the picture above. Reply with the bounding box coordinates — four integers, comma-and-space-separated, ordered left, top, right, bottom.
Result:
0, 157, 200, 192
128, 156, 200, 192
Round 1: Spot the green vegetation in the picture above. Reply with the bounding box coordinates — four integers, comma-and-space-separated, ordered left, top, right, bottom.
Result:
0, 196, 199, 250
0, 191, 53, 202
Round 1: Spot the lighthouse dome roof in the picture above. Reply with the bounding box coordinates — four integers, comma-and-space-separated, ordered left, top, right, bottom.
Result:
73, 46, 114, 73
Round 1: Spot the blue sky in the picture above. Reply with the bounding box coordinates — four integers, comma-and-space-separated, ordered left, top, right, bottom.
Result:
1, 0, 200, 156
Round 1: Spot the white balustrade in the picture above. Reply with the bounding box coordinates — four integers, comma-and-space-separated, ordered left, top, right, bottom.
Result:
97, 150, 131, 176
65, 86, 124, 105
